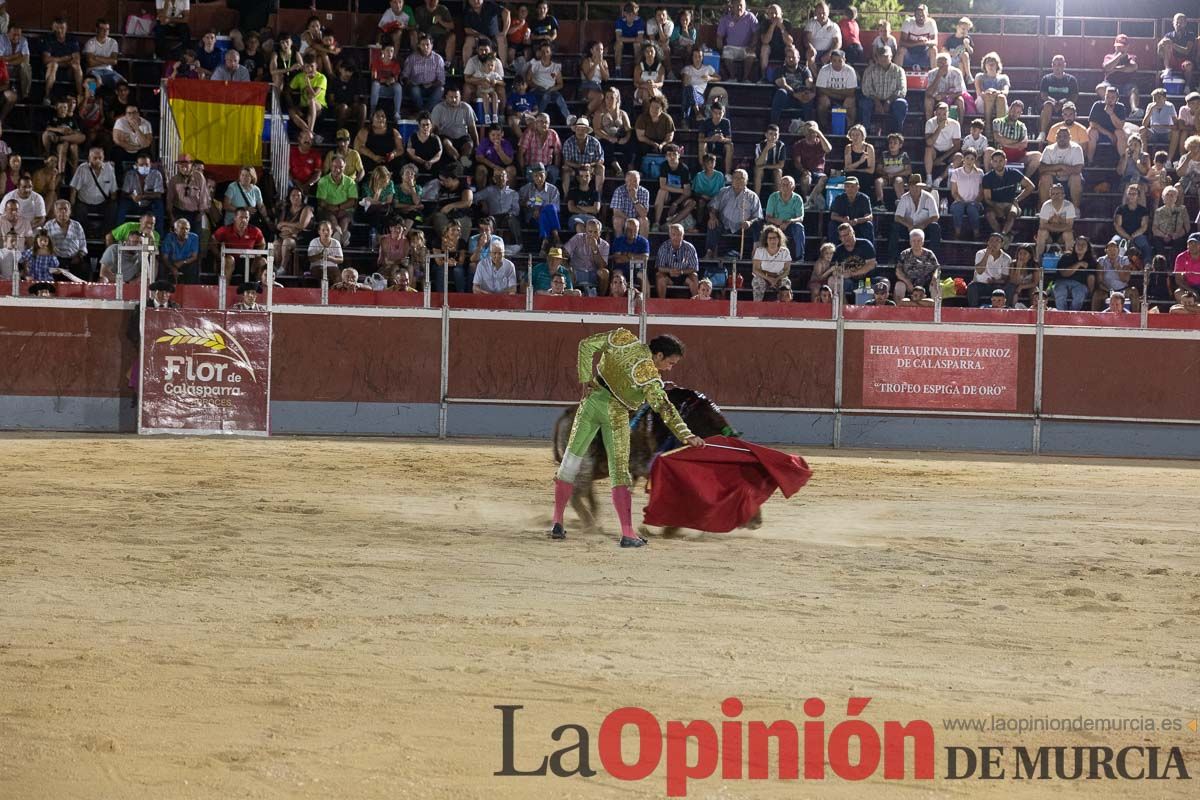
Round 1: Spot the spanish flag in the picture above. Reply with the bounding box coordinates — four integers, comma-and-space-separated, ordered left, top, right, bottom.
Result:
168, 79, 267, 173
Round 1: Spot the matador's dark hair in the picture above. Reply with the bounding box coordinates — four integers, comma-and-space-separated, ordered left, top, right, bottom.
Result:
649, 334, 685, 359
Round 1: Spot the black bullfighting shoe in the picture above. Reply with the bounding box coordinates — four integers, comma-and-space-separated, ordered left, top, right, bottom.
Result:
549, 523, 566, 540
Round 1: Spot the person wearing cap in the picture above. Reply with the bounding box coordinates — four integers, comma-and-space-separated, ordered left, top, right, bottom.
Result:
1140, 88, 1177, 151
1172, 233, 1200, 301
531, 246, 575, 293
815, 49, 858, 131
231, 281, 266, 311
923, 101, 961, 187
1171, 92, 1200, 161
315, 154, 358, 246
981, 150, 1034, 238
1102, 33, 1139, 115
212, 207, 267, 284
858, 45, 907, 137
769, 46, 815, 127
888, 174, 940, 263
827, 173, 873, 243
968, 232, 1016, 308
1038, 55, 1079, 141
324, 127, 366, 184
562, 117, 606, 198
923, 52, 967, 121
430, 86, 480, 164
517, 161, 560, 249
160, 217, 200, 284
864, 277, 896, 306
403, 34, 445, 113
1038, 125, 1085, 206
897, 4, 937, 72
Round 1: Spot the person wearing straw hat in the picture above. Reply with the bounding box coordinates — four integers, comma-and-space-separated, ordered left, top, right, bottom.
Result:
550, 329, 702, 548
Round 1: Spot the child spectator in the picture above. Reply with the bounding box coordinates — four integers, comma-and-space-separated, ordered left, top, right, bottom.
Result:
506, 74, 539, 139
613, 2, 646, 78
875, 133, 911, 208
837, 6, 862, 65
682, 47, 720, 128
379, 0, 415, 52
945, 17, 974, 78
754, 124, 788, 195
371, 44, 405, 124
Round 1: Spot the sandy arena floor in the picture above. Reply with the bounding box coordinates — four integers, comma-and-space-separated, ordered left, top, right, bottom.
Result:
0, 434, 1197, 799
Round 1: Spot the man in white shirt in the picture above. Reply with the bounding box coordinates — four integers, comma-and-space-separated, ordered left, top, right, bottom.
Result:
815, 49, 858, 130
1035, 182, 1076, 259
969, 232, 1016, 307
898, 4, 938, 71
1038, 125, 1085, 205
923, 101, 961, 186
1, 175, 45, 228
889, 175, 941, 261
69, 146, 118, 235
473, 239, 517, 294
803, 2, 841, 68
84, 19, 125, 88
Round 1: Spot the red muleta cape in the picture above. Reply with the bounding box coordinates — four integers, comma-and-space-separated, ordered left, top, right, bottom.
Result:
642, 436, 813, 532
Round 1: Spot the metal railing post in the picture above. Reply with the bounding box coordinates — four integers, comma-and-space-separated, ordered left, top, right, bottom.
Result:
439, 258, 450, 438
832, 265, 845, 449
1033, 273, 1046, 455
218, 245, 227, 310
933, 267, 942, 322
638, 263, 649, 342
525, 257, 534, 310
1140, 262, 1149, 329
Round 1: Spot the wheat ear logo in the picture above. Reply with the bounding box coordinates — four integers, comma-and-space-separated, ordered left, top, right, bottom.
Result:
156, 325, 257, 382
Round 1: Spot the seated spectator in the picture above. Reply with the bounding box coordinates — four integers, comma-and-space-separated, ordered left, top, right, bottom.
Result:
84, 19, 124, 89
466, 44, 506, 127
288, 56, 328, 141
1038, 55, 1079, 141
667, 8, 699, 79
463, 0, 511, 64
875, 132, 912, 207
1157, 13, 1196, 87
307, 221, 345, 283
944, 16, 974, 78
531, 246, 574, 293
476, 167, 522, 245
107, 214, 160, 248
705, 169, 762, 260
300, 16, 338, 76
1087, 84, 1128, 162
842, 123, 875, 195
42, 17, 84, 102
1046, 101, 1090, 164
112, 105, 154, 165
1035, 182, 1076, 259
540, 272, 580, 297
518, 112, 561, 184
1039, 125, 1085, 205
697, 101, 733, 175
31, 156, 64, 213
269, 34, 302, 92
803, 4, 841, 70
1140, 88, 1176, 152
1170, 92, 1200, 161
167, 154, 207, 236
275, 187, 314, 277
431, 87, 480, 163
1102, 34, 1139, 114
211, 208, 267, 284
211, 49, 250, 82
389, 267, 420, 293
692, 277, 714, 300
0, 25, 32, 110
897, 4, 938, 72
1054, 235, 1098, 310
326, 57, 368, 132
371, 44, 404, 124
1169, 288, 1199, 314
467, 216, 505, 273
610, 169, 650, 233
1152, 185, 1190, 265
607, 271, 639, 301
751, 224, 792, 301
768, 46, 814, 127
654, 223, 699, 298
412, 0, 457, 64
1176, 134, 1200, 200
578, 41, 611, 119
406, 113, 445, 178
222, 166, 267, 227
474, 124, 518, 189
764, 174, 805, 262
432, 219, 469, 292
376, 218, 412, 281
974, 52, 1010, 133
160, 217, 200, 284
231, 282, 266, 310
0, 231, 22, 283
1008, 244, 1042, 302
117, 152, 165, 233
653, 145, 695, 231
633, 43, 668, 111
815, 49, 858, 130
837, 5, 863, 65
691, 152, 727, 221
968, 233, 1016, 307
993, 99, 1040, 175
0, 199, 31, 249
41, 100, 84, 176
754, 124, 787, 195
289, 131, 325, 195
565, 164, 601, 234
561, 118, 605, 199
609, 217, 651, 285
924, 53, 967, 120
1094, 236, 1139, 311
857, 46, 907, 136
807, 240, 836, 297
424, 162, 475, 240
1, 175, 45, 228
894, 227, 939, 301
889, 174, 941, 262
634, 96, 675, 169
564, 217, 610, 294
43, 199, 87, 275
98, 228, 144, 284
947, 147, 984, 239
789, 121, 830, 199
315, 155, 358, 245
239, 32, 267, 82
759, 4, 796, 77
1174, 234, 1200, 301
831, 222, 877, 299
981, 150, 1034, 238
828, 174, 873, 243
394, 163, 424, 221
506, 74, 539, 140
865, 278, 897, 305
361, 166, 397, 232
403, 34, 445, 113
612, 2, 646, 78
716, 0, 758, 82
516, 161, 559, 248
324, 128, 365, 184
1113, 183, 1153, 265
526, 43, 570, 123
331, 267, 369, 291
592, 86, 633, 173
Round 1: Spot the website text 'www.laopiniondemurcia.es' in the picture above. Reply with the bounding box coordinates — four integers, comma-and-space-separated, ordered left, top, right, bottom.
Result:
495, 700, 1195, 796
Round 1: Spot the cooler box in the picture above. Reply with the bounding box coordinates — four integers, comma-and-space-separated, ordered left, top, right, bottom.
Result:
1041, 252, 1061, 273
702, 48, 721, 71
398, 118, 418, 142
831, 107, 847, 135
262, 112, 287, 142
1163, 77, 1185, 95
906, 72, 928, 90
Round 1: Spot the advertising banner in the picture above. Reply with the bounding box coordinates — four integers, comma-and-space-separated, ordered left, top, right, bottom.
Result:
862, 331, 1019, 411
139, 309, 271, 435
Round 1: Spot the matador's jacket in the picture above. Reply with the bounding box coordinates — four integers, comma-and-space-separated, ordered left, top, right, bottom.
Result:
559, 328, 694, 487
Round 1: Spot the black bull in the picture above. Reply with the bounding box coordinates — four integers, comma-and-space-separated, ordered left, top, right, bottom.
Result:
551, 386, 763, 531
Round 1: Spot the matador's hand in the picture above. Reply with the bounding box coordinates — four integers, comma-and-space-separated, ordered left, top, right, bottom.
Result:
685, 435, 705, 448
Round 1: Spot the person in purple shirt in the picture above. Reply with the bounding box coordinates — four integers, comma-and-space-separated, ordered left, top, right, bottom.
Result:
474, 125, 517, 188
717, 0, 760, 82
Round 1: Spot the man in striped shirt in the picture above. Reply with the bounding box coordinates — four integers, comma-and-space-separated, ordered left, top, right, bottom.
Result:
654, 223, 699, 298
403, 34, 445, 112
561, 118, 605, 197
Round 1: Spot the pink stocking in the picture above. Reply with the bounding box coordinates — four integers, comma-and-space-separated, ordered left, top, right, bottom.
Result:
611, 485, 635, 539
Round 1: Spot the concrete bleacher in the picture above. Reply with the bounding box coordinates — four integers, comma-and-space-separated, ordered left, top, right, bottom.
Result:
3, 5, 1194, 302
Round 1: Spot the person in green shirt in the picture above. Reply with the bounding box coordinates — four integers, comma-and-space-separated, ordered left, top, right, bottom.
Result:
288, 55, 328, 141
550, 329, 703, 548
315, 154, 358, 245
764, 174, 806, 263
530, 247, 574, 292
106, 214, 161, 247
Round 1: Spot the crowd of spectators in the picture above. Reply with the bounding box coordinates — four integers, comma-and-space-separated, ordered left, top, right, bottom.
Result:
0, 1, 1199, 313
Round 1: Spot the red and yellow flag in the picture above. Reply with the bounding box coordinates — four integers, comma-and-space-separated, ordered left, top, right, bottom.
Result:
167, 79, 267, 171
